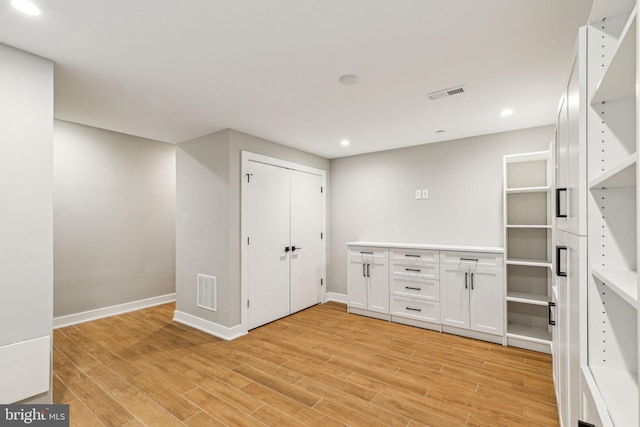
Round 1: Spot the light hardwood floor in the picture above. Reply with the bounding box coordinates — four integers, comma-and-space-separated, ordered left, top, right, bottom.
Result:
53, 302, 559, 426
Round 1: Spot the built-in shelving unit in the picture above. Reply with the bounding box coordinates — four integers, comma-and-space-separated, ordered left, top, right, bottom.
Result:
503, 150, 553, 353
584, 1, 639, 424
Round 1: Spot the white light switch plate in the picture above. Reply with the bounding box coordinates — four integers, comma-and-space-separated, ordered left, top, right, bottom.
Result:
414, 190, 422, 199
422, 189, 429, 199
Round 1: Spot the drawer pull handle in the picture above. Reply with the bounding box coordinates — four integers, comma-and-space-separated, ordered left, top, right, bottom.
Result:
405, 254, 421, 258
406, 307, 422, 312
460, 258, 479, 262
405, 268, 421, 272
405, 286, 422, 291
360, 251, 373, 255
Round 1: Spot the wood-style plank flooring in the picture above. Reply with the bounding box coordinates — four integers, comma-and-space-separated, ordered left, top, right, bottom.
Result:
53, 302, 559, 426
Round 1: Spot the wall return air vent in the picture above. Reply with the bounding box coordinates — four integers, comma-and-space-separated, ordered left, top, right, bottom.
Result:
426, 85, 466, 100
197, 274, 217, 312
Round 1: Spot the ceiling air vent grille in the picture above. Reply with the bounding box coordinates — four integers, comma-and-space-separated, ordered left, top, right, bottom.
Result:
197, 274, 217, 312
427, 85, 466, 100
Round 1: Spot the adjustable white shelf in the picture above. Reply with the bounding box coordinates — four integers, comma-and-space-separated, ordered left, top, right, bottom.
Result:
591, 266, 638, 307
591, 10, 637, 104
505, 186, 551, 194
507, 324, 552, 343
506, 258, 552, 268
589, 365, 639, 427
588, 152, 637, 188
506, 291, 550, 305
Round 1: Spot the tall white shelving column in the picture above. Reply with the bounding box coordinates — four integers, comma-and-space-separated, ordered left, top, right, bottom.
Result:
503, 149, 553, 354
583, 0, 639, 425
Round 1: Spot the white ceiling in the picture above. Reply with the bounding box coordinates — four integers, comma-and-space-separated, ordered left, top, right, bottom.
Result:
0, 0, 592, 158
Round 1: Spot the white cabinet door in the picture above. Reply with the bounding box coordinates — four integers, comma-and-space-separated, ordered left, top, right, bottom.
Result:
557, 230, 587, 427
347, 247, 389, 314
556, 94, 569, 232
290, 170, 323, 313
347, 257, 368, 310
469, 267, 504, 335
367, 256, 389, 313
440, 264, 469, 329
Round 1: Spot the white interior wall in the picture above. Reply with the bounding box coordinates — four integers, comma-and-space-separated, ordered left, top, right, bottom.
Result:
328, 125, 554, 295
0, 43, 54, 402
53, 120, 176, 317
175, 129, 329, 328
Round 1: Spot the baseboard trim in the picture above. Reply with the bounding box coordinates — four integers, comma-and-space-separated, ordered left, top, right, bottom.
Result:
173, 310, 247, 341
53, 293, 176, 329
324, 292, 348, 304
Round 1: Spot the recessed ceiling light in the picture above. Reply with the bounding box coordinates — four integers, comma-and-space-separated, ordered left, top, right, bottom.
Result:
340, 140, 350, 146
11, 0, 41, 16
339, 75, 359, 86
499, 108, 515, 117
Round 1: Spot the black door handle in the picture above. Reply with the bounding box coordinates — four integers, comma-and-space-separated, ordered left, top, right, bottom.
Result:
556, 246, 567, 277
556, 188, 567, 218
291, 246, 301, 251
548, 301, 556, 326
284, 246, 291, 252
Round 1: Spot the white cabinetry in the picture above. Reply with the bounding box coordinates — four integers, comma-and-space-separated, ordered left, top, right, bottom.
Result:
553, 1, 640, 425
503, 150, 554, 353
583, 2, 639, 425
440, 251, 504, 340
347, 247, 389, 319
347, 242, 504, 344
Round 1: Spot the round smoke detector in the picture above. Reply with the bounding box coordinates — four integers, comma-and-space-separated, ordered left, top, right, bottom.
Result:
339, 74, 360, 86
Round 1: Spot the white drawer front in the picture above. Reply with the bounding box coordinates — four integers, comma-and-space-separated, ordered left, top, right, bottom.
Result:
348, 247, 388, 263
440, 251, 503, 268
391, 262, 439, 279
391, 296, 440, 323
389, 249, 439, 264
390, 277, 439, 301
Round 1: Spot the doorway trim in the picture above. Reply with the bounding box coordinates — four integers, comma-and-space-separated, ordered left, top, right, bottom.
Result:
240, 151, 327, 333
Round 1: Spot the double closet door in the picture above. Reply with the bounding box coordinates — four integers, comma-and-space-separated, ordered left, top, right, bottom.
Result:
245, 160, 323, 330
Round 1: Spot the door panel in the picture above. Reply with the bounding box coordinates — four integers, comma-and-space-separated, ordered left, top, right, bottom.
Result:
440, 265, 469, 329
469, 267, 503, 335
347, 258, 367, 310
290, 170, 322, 313
556, 93, 569, 232
246, 161, 291, 329
367, 257, 389, 313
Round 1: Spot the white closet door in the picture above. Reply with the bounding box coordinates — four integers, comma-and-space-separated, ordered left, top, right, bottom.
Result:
246, 161, 291, 329
290, 170, 322, 313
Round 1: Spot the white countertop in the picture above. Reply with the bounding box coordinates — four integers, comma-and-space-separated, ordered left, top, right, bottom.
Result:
346, 241, 504, 254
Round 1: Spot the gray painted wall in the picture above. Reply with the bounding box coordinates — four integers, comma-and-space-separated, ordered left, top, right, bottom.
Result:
53, 120, 176, 317
0, 44, 54, 400
328, 125, 554, 295
175, 129, 329, 327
